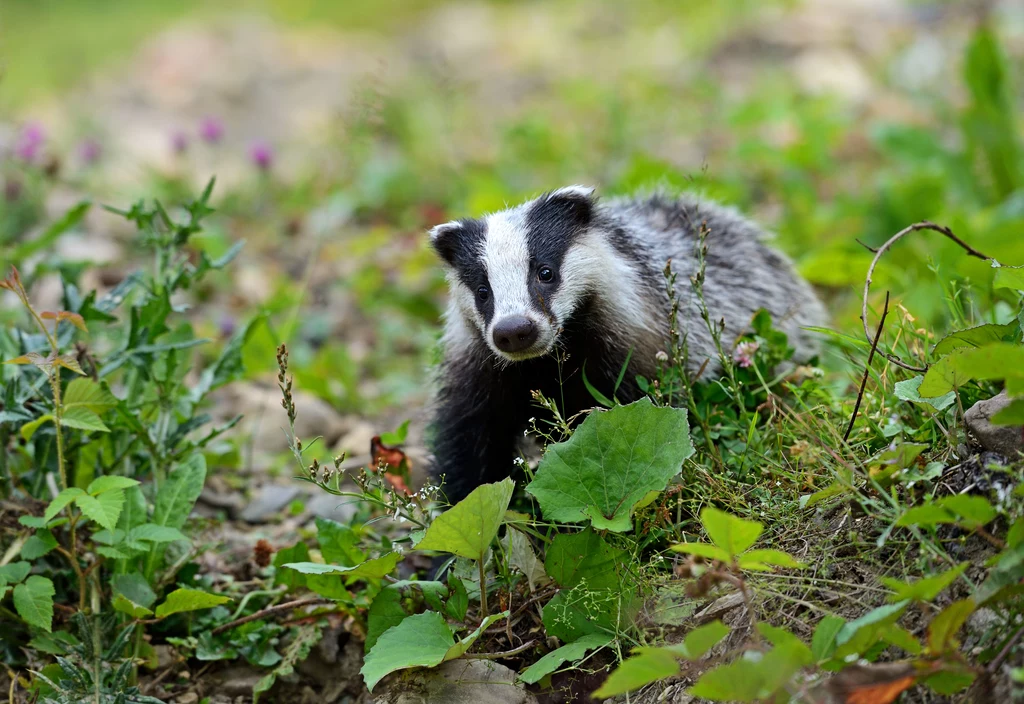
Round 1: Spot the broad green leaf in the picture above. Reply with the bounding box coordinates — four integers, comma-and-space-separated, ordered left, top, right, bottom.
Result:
756, 624, 813, 666
670, 542, 731, 562
700, 507, 762, 558
20, 531, 58, 560
925, 670, 976, 695
897, 495, 996, 530
273, 543, 310, 590
526, 399, 692, 532
61, 406, 109, 433
75, 490, 124, 531
932, 322, 1019, 356
810, 615, 845, 662
127, 524, 188, 544
118, 485, 147, 532
112, 595, 154, 619
882, 625, 922, 655
834, 601, 908, 658
670, 620, 730, 660
894, 375, 955, 411
153, 453, 206, 530
593, 647, 679, 697
20, 414, 54, 441
520, 633, 613, 685
361, 611, 453, 692
87, 476, 140, 495
113, 573, 157, 609
993, 265, 1024, 291
737, 549, 802, 572
284, 552, 402, 580
0, 561, 31, 585
63, 378, 116, 415
44, 488, 86, 522
508, 528, 547, 592
928, 599, 975, 653
444, 573, 468, 622
18, 516, 47, 529
315, 517, 365, 567
992, 397, 1024, 425
542, 589, 621, 642
154, 588, 231, 618
418, 478, 514, 559
920, 343, 1024, 397
443, 611, 507, 660
689, 638, 810, 701
1009, 518, 1024, 549
13, 576, 55, 632
545, 529, 629, 591
882, 563, 968, 603
365, 581, 449, 653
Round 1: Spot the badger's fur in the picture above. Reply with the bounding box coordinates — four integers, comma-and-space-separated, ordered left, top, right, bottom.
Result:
428, 186, 826, 503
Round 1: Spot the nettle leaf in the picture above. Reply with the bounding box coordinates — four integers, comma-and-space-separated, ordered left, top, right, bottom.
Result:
63, 378, 116, 415
993, 264, 1024, 291
21, 530, 58, 560
153, 453, 206, 530
417, 478, 514, 560
75, 490, 124, 531
13, 576, 55, 632
882, 563, 967, 603
700, 507, 762, 559
284, 552, 402, 580
360, 610, 507, 692
44, 488, 86, 522
928, 599, 975, 654
521, 633, 612, 685
87, 475, 140, 495
527, 399, 692, 532
932, 322, 1019, 357
316, 517, 365, 566
61, 406, 109, 433
919, 343, 1024, 397
155, 588, 231, 618
894, 375, 955, 411
0, 561, 31, 585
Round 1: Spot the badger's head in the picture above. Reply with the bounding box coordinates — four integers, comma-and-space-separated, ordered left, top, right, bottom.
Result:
429, 185, 597, 362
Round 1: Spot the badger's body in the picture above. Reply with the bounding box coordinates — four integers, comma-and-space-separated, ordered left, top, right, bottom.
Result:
428, 187, 826, 503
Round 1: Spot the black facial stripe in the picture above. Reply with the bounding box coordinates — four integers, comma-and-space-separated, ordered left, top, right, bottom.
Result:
431, 218, 496, 326
524, 192, 594, 316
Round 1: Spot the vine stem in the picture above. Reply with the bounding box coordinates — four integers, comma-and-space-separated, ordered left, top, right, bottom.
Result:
860, 221, 991, 372
478, 554, 489, 618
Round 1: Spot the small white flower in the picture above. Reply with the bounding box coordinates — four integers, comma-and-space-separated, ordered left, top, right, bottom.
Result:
655, 350, 669, 363
513, 457, 525, 467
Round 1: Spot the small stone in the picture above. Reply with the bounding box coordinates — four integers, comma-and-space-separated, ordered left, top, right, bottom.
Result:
305, 492, 358, 525
334, 419, 377, 458
965, 391, 1024, 457
208, 665, 264, 698
240, 484, 302, 523
374, 659, 537, 704
175, 693, 199, 704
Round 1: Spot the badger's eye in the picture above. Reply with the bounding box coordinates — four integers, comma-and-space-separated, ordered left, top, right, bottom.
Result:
476, 285, 490, 301
537, 266, 554, 283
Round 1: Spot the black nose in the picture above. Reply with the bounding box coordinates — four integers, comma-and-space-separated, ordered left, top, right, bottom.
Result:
492, 316, 538, 353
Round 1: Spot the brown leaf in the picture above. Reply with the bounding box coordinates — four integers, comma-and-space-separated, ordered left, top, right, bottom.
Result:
41, 311, 88, 332
54, 354, 86, 375
0, 266, 24, 293
370, 435, 412, 495
827, 663, 917, 704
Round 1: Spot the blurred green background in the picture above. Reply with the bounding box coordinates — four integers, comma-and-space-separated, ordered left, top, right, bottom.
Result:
2, 0, 1024, 417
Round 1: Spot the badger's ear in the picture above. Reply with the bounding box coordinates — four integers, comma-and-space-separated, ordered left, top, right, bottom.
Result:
428, 221, 463, 267
537, 185, 597, 230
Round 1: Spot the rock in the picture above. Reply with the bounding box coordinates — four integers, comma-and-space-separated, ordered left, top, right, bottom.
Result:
304, 492, 358, 525
174, 693, 199, 704
196, 487, 245, 519
694, 591, 746, 624
374, 659, 537, 704
965, 391, 1024, 458
333, 419, 377, 458
207, 665, 264, 698
240, 483, 302, 523
213, 383, 349, 454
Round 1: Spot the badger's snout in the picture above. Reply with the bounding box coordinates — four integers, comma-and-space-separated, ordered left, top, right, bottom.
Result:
492, 316, 538, 354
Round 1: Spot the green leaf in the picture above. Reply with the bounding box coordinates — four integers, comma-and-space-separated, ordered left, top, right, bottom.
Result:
365, 581, 449, 653
21, 531, 58, 560
810, 615, 845, 662
920, 343, 1024, 397
153, 453, 206, 530
526, 398, 693, 532
127, 524, 188, 544
507, 528, 547, 592
545, 529, 629, 591
521, 633, 613, 685
593, 647, 679, 697
63, 378, 116, 415
756, 624, 813, 665
315, 517, 365, 567
112, 595, 154, 619
445, 572, 468, 622
113, 573, 157, 609
894, 375, 956, 411
61, 406, 109, 433
273, 543, 310, 590
154, 588, 231, 618
671, 620, 730, 660
252, 622, 322, 703
0, 561, 31, 585
928, 599, 975, 654
44, 488, 86, 522
993, 265, 1024, 291
418, 478, 514, 559
992, 397, 1024, 425
13, 576, 55, 632
444, 611, 507, 660
75, 489, 124, 531
737, 549, 802, 572
87, 475, 140, 495
689, 637, 811, 702
834, 602, 908, 658
881, 563, 968, 603
700, 507, 762, 559
118, 485, 148, 532
380, 419, 410, 446
670, 542, 731, 562
20, 414, 54, 441
283, 552, 402, 580
932, 322, 1019, 356
898, 496, 997, 530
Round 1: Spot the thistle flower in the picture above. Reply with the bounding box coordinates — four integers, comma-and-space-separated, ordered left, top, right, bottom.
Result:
78, 139, 102, 165
249, 140, 273, 171
733, 341, 760, 368
14, 122, 45, 162
199, 117, 224, 144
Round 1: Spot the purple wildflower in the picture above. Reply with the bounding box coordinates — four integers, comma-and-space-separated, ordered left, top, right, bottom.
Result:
733, 341, 760, 368
249, 140, 273, 171
78, 139, 102, 165
14, 122, 46, 162
218, 314, 237, 338
199, 117, 224, 144
171, 130, 189, 154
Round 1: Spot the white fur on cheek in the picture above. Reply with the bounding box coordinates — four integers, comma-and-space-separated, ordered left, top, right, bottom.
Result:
448, 275, 484, 335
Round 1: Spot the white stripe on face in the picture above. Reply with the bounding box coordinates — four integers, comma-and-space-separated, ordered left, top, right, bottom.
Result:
481, 208, 533, 323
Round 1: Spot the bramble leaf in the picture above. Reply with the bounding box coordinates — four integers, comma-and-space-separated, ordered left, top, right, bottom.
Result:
13, 576, 55, 632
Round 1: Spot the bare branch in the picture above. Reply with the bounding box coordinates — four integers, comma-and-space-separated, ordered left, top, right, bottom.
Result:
845, 292, 890, 443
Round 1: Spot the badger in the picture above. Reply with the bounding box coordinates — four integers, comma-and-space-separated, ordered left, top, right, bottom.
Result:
427, 186, 826, 503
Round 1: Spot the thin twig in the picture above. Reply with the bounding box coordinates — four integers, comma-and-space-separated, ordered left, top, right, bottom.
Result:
845, 292, 891, 442
861, 221, 991, 372
472, 639, 538, 660
209, 597, 332, 635
988, 622, 1024, 674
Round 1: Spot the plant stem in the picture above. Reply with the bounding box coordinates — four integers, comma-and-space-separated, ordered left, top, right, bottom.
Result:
478, 553, 489, 618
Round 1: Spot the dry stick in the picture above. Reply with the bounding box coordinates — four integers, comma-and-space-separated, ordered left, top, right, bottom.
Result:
471, 639, 538, 661
988, 622, 1024, 674
209, 596, 332, 635
845, 292, 891, 443
860, 221, 992, 372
